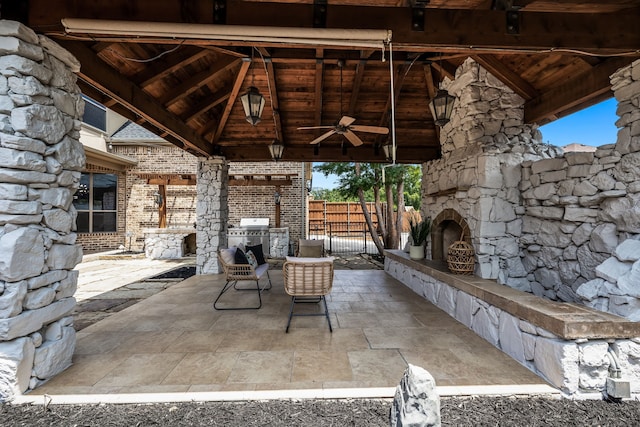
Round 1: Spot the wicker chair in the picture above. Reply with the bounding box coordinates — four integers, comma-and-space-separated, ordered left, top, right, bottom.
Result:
296, 239, 325, 257
214, 247, 272, 310
282, 256, 334, 333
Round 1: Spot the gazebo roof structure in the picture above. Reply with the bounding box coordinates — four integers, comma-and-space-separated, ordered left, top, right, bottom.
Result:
17, 0, 640, 163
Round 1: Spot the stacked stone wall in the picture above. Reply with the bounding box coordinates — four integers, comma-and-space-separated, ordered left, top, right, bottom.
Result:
196, 158, 228, 274
520, 59, 640, 314
0, 22, 84, 401
423, 58, 560, 287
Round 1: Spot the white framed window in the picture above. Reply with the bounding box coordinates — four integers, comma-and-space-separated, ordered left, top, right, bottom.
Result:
74, 173, 117, 233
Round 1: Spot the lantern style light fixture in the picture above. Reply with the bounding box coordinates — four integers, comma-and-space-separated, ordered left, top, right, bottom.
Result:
268, 139, 284, 161
430, 88, 455, 126
274, 190, 281, 205
240, 86, 265, 125
382, 140, 396, 162
152, 191, 163, 207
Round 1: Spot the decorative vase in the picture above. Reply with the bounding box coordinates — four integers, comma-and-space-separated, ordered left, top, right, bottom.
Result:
409, 244, 425, 260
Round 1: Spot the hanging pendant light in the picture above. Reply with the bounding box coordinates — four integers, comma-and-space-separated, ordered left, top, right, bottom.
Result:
430, 88, 455, 126
269, 139, 284, 161
240, 86, 265, 125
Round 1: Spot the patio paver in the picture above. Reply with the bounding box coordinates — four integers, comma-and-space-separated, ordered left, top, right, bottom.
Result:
30, 268, 549, 396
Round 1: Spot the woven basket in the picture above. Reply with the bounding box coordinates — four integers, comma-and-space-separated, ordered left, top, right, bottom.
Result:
447, 240, 475, 275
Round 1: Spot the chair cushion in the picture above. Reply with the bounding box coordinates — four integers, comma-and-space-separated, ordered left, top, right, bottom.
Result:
298, 240, 324, 257
286, 256, 334, 264
245, 250, 258, 268
246, 244, 266, 265
254, 262, 269, 278
234, 248, 249, 264
220, 247, 237, 265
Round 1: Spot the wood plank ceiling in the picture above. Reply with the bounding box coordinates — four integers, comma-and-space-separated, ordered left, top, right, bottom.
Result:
15, 0, 640, 163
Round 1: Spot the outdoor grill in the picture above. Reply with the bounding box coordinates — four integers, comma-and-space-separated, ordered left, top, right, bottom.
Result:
227, 217, 270, 256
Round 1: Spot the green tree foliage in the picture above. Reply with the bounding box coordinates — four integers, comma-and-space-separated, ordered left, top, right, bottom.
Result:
313, 162, 422, 254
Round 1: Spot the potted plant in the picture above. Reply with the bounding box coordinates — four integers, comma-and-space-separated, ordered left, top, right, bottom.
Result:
408, 214, 431, 260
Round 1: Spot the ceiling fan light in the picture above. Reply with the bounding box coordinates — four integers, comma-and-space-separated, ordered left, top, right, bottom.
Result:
240, 86, 265, 126
431, 89, 455, 126
269, 139, 284, 161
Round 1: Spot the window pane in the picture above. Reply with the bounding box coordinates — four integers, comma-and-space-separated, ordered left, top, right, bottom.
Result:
92, 212, 116, 232
73, 174, 90, 211
93, 174, 117, 210
76, 211, 90, 233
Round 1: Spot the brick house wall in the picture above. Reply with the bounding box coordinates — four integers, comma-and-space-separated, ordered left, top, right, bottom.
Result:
81, 143, 305, 254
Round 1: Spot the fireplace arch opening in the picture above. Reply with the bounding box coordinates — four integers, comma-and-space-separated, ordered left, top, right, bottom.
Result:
431, 209, 472, 262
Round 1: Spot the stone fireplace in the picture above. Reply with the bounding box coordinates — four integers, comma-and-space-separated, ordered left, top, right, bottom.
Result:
422, 58, 560, 290
430, 209, 471, 262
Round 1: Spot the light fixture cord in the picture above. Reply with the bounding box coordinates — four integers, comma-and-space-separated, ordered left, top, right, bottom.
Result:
388, 42, 396, 165
255, 47, 279, 141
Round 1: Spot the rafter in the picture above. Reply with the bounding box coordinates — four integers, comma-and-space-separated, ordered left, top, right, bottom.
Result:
182, 86, 231, 123
213, 58, 251, 143
59, 40, 212, 156
525, 57, 629, 123
135, 47, 210, 88
158, 56, 240, 106
472, 55, 539, 100
313, 48, 324, 132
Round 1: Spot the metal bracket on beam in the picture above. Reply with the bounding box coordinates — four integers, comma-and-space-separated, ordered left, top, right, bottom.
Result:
411, 7, 425, 32
313, 0, 327, 28
506, 10, 520, 35
213, 0, 226, 25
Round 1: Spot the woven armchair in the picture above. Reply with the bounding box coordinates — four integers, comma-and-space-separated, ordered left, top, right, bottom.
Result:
214, 247, 271, 310
282, 256, 334, 333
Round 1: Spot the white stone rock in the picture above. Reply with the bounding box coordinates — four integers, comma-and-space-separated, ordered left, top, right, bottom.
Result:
454, 291, 475, 328
0, 183, 27, 200
0, 54, 52, 85
46, 243, 82, 270
534, 337, 579, 393
0, 280, 27, 319
572, 223, 594, 246
609, 295, 640, 321
531, 158, 566, 174
29, 187, 74, 210
46, 136, 85, 171
564, 207, 598, 223
595, 257, 632, 284
499, 313, 525, 363
42, 208, 73, 233
600, 194, 640, 233
32, 325, 75, 379
0, 167, 56, 184
26, 269, 67, 290
576, 279, 606, 301
0, 133, 47, 154
0, 227, 45, 282
0, 337, 35, 398
0, 297, 75, 341
617, 260, 640, 299
0, 146, 46, 172
615, 239, 640, 262
52, 270, 78, 300
390, 364, 441, 427
23, 287, 56, 310
8, 75, 49, 97
11, 105, 65, 144
38, 35, 81, 74
589, 223, 619, 254
471, 305, 500, 346
0, 213, 42, 226
612, 340, 640, 393
0, 199, 40, 215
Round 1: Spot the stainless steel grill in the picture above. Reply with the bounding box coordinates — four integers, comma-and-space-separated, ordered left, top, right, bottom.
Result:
227, 218, 270, 256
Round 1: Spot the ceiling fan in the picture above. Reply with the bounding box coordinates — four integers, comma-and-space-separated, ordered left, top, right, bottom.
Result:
297, 60, 389, 147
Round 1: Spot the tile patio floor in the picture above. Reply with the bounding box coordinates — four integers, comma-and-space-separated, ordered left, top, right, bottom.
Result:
30, 268, 548, 396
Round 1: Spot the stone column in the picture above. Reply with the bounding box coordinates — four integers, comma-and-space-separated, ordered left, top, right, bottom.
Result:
0, 21, 85, 401
196, 157, 228, 274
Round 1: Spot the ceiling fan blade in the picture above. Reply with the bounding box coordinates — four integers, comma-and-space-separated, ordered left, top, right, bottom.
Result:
343, 130, 364, 146
309, 130, 337, 145
350, 125, 389, 135
338, 116, 356, 127
298, 125, 334, 130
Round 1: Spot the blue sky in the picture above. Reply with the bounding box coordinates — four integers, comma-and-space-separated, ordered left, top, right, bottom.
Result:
312, 99, 619, 190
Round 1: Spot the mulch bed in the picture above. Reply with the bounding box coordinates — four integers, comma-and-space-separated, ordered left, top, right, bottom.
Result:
3, 396, 640, 426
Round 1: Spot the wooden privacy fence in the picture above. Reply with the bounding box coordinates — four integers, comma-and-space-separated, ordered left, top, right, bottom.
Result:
308, 200, 384, 254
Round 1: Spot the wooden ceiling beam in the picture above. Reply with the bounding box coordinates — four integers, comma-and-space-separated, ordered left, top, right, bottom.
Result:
261, 53, 284, 144
221, 144, 440, 164
135, 47, 210, 88
525, 57, 630, 124
158, 56, 240, 106
213, 58, 251, 143
59, 40, 212, 156
472, 54, 539, 100
313, 49, 324, 131
182, 86, 231, 123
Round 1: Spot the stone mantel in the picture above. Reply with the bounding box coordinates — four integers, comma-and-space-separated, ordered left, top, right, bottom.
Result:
385, 250, 640, 340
